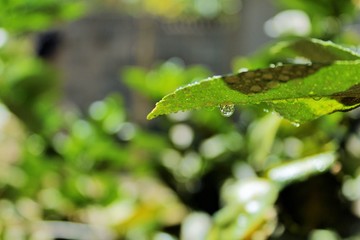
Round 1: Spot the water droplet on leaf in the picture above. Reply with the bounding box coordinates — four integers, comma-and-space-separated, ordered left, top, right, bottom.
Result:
219, 104, 235, 117
313, 97, 322, 101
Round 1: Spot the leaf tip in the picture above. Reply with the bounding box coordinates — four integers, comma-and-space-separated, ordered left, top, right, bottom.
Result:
146, 111, 156, 120
147, 105, 163, 120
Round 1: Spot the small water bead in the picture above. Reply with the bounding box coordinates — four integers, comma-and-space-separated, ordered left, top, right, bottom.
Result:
219, 104, 235, 117
285, 98, 295, 103
313, 97, 322, 101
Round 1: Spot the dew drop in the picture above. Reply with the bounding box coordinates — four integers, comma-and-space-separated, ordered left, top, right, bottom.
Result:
313, 97, 322, 101
219, 104, 235, 117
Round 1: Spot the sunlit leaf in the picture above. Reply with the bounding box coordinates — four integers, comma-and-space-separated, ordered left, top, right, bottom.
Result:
265, 151, 337, 185
248, 113, 282, 170
208, 179, 279, 239
271, 38, 360, 62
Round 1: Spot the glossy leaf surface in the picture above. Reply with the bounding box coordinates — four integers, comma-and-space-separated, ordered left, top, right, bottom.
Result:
148, 61, 360, 122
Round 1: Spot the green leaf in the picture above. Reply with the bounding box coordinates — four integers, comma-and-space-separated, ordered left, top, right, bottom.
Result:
122, 60, 212, 99
232, 38, 360, 71
208, 151, 336, 239
247, 113, 282, 170
148, 39, 360, 122
271, 38, 360, 62
148, 60, 360, 123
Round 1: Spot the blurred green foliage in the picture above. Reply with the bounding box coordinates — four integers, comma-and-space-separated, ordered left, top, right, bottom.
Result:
1, 0, 360, 240
123, 59, 212, 99
274, 0, 358, 38
0, 0, 86, 33
116, 0, 242, 20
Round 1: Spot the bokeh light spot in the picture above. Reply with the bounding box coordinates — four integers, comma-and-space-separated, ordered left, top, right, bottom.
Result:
264, 10, 311, 37
0, 28, 8, 48
169, 124, 194, 149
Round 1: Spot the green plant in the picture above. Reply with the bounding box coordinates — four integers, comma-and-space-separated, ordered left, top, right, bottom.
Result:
147, 38, 360, 239
2, 0, 360, 239
148, 38, 360, 123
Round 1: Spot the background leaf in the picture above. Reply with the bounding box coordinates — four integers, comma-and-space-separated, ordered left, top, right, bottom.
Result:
271, 38, 360, 62
232, 38, 360, 71
265, 151, 337, 186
